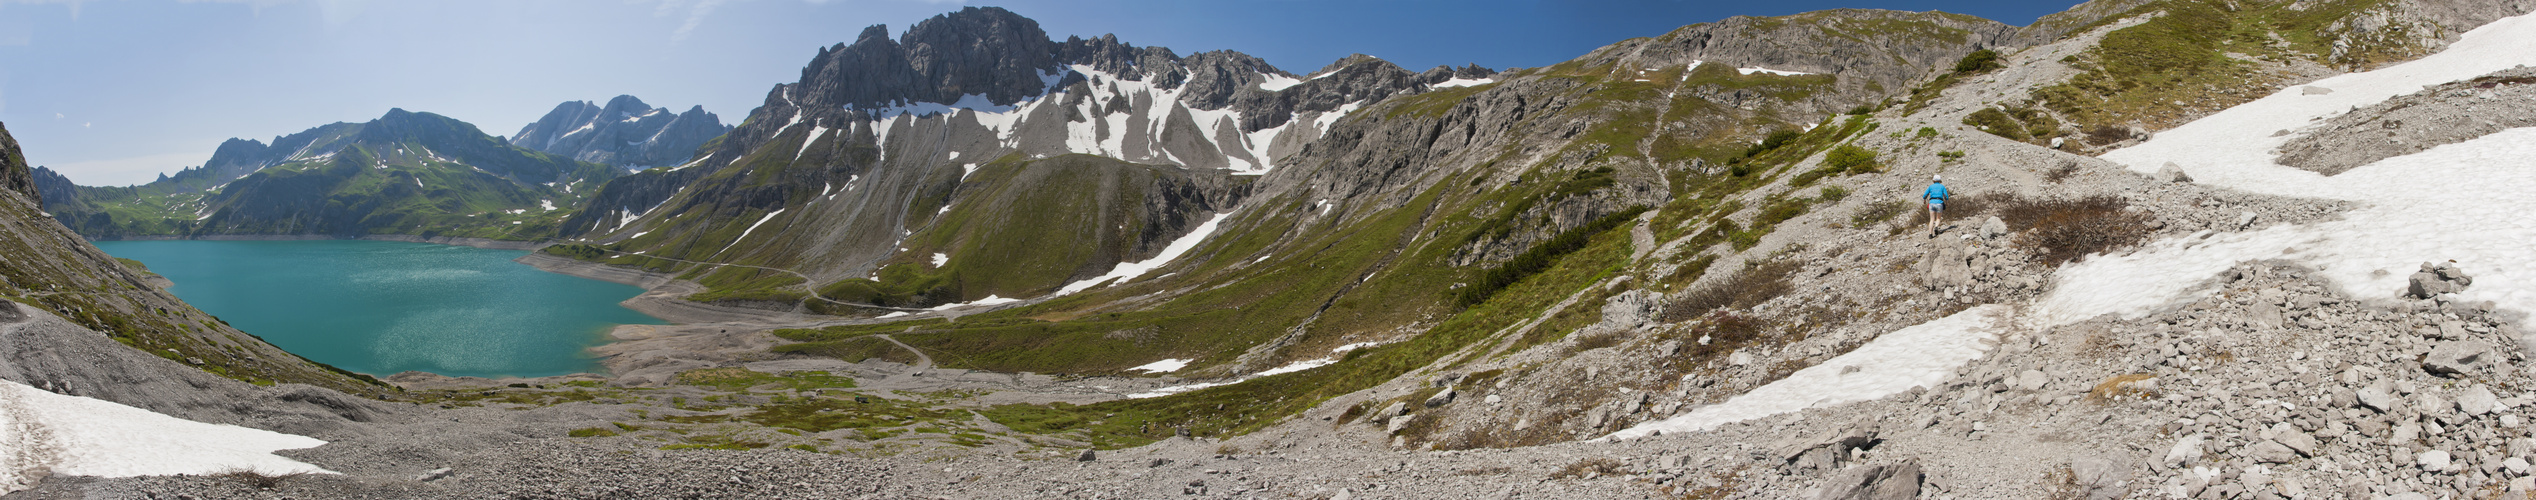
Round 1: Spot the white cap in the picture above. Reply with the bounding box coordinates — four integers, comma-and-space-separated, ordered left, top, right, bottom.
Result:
1933, 174, 1942, 182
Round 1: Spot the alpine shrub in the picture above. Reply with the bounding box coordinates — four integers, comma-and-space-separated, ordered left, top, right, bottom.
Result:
1455, 207, 1648, 307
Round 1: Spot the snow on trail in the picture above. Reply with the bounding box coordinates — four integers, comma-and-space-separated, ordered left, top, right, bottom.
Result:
928, 295, 1019, 311
1606, 305, 2012, 440
2077, 12, 2536, 328
0, 379, 331, 493
1053, 211, 1233, 296
1127, 342, 1383, 399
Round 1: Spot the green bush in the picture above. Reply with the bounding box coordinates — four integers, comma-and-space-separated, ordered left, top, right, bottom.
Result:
1455, 207, 1648, 307
1660, 259, 1802, 322
1742, 129, 1805, 158
1754, 198, 1811, 227
1952, 49, 2004, 74
1964, 108, 2029, 141
1823, 145, 1879, 174
1817, 185, 1850, 203
1850, 199, 1910, 228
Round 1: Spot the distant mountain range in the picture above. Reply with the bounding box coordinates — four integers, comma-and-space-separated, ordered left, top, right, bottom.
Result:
34, 109, 624, 239
32, 97, 728, 240
509, 95, 729, 171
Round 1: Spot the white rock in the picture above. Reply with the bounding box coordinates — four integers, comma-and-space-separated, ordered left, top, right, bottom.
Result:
2504, 456, 2531, 475
2419, 450, 2453, 472
1484, 394, 1501, 404
2166, 434, 2205, 466
2016, 370, 2048, 391
2357, 379, 2400, 412
2457, 386, 2498, 415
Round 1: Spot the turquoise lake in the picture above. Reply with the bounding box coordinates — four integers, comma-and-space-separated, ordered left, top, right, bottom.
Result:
93, 240, 665, 379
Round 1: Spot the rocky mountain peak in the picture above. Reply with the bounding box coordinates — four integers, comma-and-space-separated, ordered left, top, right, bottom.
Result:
1175, 50, 1295, 110
1417, 64, 1499, 84
797, 6, 1060, 110
1057, 33, 1184, 85
510, 96, 728, 170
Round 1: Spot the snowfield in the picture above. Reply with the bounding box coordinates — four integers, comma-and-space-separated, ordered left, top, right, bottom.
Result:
1054, 211, 1233, 296
1617, 12, 2536, 439
2083, 12, 2536, 331
0, 380, 331, 493
1607, 305, 2011, 439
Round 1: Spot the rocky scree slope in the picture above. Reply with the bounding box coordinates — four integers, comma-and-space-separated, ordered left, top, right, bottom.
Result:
2275, 65, 2536, 175
508, 95, 730, 171
37, 109, 622, 240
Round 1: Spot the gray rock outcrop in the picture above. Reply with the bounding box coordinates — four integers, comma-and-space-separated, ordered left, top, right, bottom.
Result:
1816, 462, 1921, 500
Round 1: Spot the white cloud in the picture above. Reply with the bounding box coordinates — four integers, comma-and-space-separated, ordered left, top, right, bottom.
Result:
649, 0, 963, 42
670, 0, 726, 42
0, 0, 87, 19
48, 151, 203, 186
81, 121, 89, 128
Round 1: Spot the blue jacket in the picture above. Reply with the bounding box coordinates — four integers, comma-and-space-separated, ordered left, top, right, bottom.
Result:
1923, 182, 1949, 203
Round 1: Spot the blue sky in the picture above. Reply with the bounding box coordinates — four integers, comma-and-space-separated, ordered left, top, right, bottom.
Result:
0, 0, 2076, 186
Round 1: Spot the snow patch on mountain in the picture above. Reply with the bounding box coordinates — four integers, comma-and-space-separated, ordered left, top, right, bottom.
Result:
712, 208, 786, 257
1606, 305, 2011, 440
0, 379, 332, 494
1055, 211, 1233, 296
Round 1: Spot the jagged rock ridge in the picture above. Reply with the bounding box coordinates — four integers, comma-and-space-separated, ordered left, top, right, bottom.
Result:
509, 95, 730, 170
552, 6, 1489, 306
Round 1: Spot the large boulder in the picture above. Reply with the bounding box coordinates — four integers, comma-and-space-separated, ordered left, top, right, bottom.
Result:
1922, 238, 1974, 289
2069, 457, 2131, 500
2406, 262, 2473, 299
1816, 462, 1921, 500
1979, 216, 2007, 240
2424, 340, 2492, 377
2157, 162, 2193, 183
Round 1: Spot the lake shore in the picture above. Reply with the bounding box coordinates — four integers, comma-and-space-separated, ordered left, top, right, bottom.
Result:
90, 234, 550, 251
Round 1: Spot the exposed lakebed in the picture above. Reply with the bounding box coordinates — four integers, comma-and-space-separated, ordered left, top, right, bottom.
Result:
94, 240, 665, 379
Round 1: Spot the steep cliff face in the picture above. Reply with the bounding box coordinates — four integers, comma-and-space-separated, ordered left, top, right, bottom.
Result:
0, 123, 32, 203
509, 95, 730, 170
0, 122, 387, 403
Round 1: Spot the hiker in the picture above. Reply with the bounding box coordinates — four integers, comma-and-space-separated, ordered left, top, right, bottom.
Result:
1923, 174, 1949, 238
